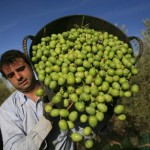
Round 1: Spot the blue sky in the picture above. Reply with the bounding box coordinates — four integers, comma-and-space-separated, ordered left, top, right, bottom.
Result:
0, 0, 150, 55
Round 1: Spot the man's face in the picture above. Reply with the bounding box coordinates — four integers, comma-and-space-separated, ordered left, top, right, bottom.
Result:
2, 58, 36, 93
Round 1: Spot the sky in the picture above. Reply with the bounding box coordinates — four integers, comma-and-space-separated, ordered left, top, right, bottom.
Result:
0, 0, 150, 56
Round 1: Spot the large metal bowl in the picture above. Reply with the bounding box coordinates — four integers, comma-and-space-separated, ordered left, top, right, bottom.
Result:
23, 14, 143, 62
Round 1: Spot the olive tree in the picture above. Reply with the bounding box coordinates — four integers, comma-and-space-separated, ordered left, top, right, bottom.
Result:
0, 77, 15, 105
120, 19, 150, 149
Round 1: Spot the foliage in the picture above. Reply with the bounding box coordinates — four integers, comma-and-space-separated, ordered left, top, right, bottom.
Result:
0, 77, 15, 105
76, 116, 140, 150
142, 19, 150, 47
121, 19, 150, 135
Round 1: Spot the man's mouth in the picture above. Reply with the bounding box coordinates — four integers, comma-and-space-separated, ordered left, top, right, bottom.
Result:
19, 79, 28, 85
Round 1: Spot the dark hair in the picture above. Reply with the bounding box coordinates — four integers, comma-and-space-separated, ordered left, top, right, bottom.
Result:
0, 50, 31, 78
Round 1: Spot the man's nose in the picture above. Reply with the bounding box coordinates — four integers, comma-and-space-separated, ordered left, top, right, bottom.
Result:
15, 72, 23, 81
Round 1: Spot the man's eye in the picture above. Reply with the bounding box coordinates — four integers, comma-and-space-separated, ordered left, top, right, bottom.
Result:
7, 73, 14, 78
17, 66, 25, 72
6, 66, 26, 78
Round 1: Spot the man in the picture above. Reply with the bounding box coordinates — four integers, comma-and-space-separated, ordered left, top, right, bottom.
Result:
0, 50, 74, 150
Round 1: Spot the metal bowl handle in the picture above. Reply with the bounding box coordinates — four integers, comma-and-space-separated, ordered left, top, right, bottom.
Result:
128, 36, 143, 63
22, 35, 34, 58
22, 35, 34, 68
22, 35, 56, 104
